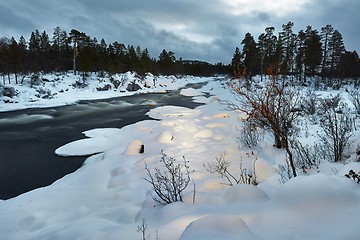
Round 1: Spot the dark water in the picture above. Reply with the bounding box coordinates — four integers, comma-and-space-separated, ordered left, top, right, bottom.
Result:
0, 88, 203, 200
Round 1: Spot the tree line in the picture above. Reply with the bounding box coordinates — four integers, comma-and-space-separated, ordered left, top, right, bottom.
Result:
1, 22, 359, 84
0, 27, 228, 84
231, 21, 360, 83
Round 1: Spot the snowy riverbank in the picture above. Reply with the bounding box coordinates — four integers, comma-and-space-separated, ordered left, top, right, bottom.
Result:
0, 72, 209, 112
1, 74, 360, 239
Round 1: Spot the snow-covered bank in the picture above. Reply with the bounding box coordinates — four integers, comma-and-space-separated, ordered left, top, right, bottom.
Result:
1, 76, 360, 239
0, 72, 209, 112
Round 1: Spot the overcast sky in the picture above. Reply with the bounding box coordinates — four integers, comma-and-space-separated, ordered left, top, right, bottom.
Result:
1, 0, 359, 63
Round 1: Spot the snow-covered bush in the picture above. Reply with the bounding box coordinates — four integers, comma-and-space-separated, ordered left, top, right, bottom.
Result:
0, 86, 16, 98
35, 87, 55, 99
72, 79, 88, 88
144, 151, 192, 205
30, 72, 42, 87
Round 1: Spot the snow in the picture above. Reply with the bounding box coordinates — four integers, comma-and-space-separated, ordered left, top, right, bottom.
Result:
1, 73, 360, 239
0, 72, 205, 112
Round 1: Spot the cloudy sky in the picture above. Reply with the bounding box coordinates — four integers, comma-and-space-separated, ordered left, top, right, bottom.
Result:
1, 0, 359, 63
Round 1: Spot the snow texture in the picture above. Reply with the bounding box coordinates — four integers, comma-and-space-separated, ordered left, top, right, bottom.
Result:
1, 73, 360, 240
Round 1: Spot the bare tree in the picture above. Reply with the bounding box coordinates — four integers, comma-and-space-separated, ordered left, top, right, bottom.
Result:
319, 102, 354, 162
144, 151, 192, 205
227, 66, 302, 177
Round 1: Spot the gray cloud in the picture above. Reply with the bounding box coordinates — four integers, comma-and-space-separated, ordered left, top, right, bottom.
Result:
0, 5, 35, 35
1, 0, 359, 64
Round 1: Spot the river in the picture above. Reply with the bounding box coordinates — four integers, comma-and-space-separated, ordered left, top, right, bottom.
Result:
0, 87, 203, 200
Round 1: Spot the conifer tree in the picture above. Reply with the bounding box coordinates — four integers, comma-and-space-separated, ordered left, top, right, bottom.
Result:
279, 21, 296, 78
328, 30, 345, 79
320, 24, 334, 80
158, 49, 176, 75
304, 26, 322, 78
240, 33, 258, 80
231, 47, 242, 78
295, 29, 306, 82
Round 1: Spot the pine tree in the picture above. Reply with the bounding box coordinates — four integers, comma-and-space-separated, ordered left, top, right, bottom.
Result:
52, 27, 69, 71
258, 27, 277, 79
69, 29, 82, 74
98, 38, 107, 71
158, 49, 176, 75
140, 48, 152, 75
29, 30, 40, 53
240, 33, 258, 80
279, 21, 296, 78
320, 24, 334, 80
304, 26, 322, 78
340, 51, 360, 80
328, 30, 345, 79
112, 41, 126, 72
231, 47, 242, 78
295, 29, 306, 82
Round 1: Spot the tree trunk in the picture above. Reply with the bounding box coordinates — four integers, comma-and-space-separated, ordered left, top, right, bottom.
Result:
284, 141, 297, 177
274, 133, 282, 148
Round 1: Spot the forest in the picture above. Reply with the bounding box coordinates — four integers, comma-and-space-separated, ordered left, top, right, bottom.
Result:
0, 27, 227, 83
231, 21, 360, 85
0, 21, 359, 84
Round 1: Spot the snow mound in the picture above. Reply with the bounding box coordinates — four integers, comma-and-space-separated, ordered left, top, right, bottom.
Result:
55, 137, 111, 156
147, 106, 201, 120
156, 130, 174, 143
254, 159, 277, 182
193, 128, 214, 138
180, 87, 203, 97
223, 184, 269, 204
179, 215, 259, 240
124, 139, 144, 155
251, 174, 360, 239
55, 128, 123, 156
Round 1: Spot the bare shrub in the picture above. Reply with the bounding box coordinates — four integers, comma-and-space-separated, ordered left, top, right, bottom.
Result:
348, 89, 360, 115
319, 103, 354, 162
205, 152, 257, 186
276, 159, 295, 184
137, 218, 159, 240
137, 218, 149, 240
237, 120, 264, 148
291, 140, 321, 174
144, 151, 192, 205
320, 93, 342, 113
301, 89, 320, 115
